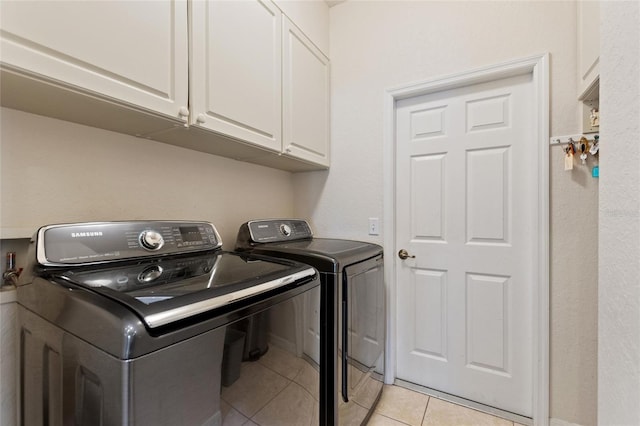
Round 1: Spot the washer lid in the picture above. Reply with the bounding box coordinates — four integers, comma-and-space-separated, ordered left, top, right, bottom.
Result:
51, 251, 316, 328
239, 238, 383, 273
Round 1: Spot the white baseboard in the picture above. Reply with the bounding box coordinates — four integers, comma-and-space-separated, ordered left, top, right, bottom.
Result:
550, 418, 584, 426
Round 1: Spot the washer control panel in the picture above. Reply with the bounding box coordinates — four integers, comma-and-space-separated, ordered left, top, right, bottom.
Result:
244, 219, 312, 243
37, 221, 222, 266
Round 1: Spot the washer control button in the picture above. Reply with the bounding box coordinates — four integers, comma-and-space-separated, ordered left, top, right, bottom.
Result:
280, 224, 292, 237
139, 230, 165, 251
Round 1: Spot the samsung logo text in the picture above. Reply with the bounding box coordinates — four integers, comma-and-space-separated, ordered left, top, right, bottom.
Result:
71, 232, 104, 238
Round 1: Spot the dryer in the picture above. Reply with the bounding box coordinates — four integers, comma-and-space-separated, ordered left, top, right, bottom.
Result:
236, 219, 385, 426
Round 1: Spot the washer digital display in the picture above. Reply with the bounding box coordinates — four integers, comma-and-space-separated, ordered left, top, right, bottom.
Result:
179, 226, 202, 242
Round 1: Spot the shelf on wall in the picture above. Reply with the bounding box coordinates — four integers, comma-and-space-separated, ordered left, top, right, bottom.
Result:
0, 228, 34, 240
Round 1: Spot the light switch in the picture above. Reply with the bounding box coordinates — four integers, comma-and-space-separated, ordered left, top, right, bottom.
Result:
369, 218, 380, 235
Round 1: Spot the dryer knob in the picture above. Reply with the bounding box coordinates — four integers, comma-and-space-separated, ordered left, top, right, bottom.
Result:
280, 224, 292, 237
139, 230, 164, 251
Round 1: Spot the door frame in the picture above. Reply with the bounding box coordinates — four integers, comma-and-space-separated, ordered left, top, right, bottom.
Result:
382, 53, 549, 425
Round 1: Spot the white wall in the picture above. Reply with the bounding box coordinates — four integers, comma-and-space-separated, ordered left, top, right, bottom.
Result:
0, 107, 295, 247
275, 0, 330, 56
598, 1, 640, 424
294, 2, 598, 425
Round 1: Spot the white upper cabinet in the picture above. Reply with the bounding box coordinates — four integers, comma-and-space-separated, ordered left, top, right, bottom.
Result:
0, 0, 330, 171
190, 0, 330, 168
0, 0, 189, 121
577, 0, 600, 99
190, 0, 282, 152
283, 18, 330, 167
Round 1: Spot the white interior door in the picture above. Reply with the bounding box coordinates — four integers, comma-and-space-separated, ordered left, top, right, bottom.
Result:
395, 72, 536, 417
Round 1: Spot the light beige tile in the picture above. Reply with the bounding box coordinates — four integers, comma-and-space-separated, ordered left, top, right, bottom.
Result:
422, 398, 512, 426
514, 423, 527, 426
367, 413, 411, 426
375, 385, 429, 426
258, 345, 305, 380
339, 400, 370, 426
242, 421, 258, 426
220, 400, 249, 426
338, 390, 346, 407
351, 373, 383, 410
251, 382, 315, 426
221, 362, 289, 418
293, 360, 320, 401
347, 363, 365, 390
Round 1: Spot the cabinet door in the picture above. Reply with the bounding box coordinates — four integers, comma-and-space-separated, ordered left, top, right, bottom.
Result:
283, 18, 330, 167
577, 0, 599, 98
0, 0, 188, 121
190, 0, 282, 152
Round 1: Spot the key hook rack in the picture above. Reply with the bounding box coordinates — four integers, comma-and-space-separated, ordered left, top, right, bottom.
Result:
551, 133, 600, 159
550, 133, 599, 150
551, 133, 600, 176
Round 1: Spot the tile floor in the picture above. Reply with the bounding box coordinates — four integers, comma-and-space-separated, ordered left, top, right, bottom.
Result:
221, 345, 320, 426
369, 385, 526, 426
220, 344, 524, 426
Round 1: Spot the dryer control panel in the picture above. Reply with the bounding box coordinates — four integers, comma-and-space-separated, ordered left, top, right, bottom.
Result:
36, 221, 222, 266
241, 219, 313, 243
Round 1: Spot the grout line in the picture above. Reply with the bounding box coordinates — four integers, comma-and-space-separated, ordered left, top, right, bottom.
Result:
421, 394, 431, 425
223, 361, 293, 420
374, 412, 413, 426
248, 379, 293, 421
257, 354, 305, 381
292, 372, 319, 402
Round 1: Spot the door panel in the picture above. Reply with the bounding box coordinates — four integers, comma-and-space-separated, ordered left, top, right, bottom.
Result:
396, 73, 534, 416
0, 0, 188, 119
466, 147, 510, 244
466, 273, 510, 374
282, 18, 330, 166
413, 269, 447, 360
190, 0, 282, 151
411, 155, 446, 241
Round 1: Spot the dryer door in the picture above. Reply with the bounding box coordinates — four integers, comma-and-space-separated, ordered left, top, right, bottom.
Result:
340, 255, 385, 415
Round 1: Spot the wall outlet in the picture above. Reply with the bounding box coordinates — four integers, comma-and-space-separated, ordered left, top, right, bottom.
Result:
369, 218, 380, 235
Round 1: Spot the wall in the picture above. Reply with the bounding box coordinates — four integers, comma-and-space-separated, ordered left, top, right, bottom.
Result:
598, 1, 640, 424
294, 2, 598, 425
0, 107, 295, 246
275, 0, 330, 56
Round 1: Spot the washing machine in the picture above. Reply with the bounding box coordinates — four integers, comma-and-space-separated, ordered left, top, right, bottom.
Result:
17, 220, 320, 425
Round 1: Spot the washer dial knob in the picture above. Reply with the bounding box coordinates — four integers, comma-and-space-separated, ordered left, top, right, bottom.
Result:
280, 224, 292, 237
139, 230, 164, 251
138, 265, 163, 283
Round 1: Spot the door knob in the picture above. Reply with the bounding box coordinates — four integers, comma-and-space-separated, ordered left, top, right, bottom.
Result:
398, 249, 415, 260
